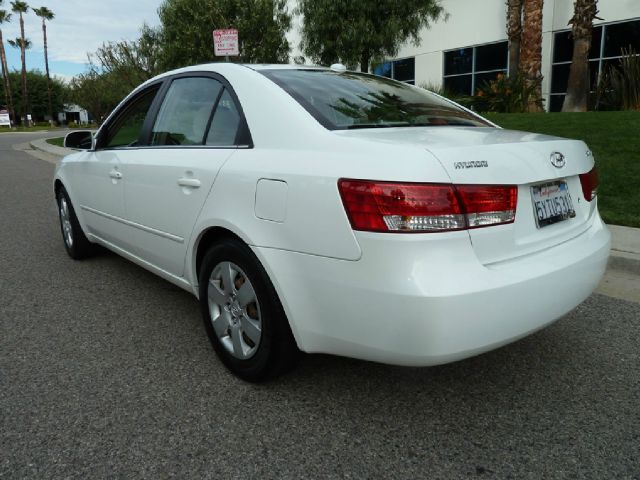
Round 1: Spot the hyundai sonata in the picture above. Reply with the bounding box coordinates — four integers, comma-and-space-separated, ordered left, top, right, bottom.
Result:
55, 63, 610, 381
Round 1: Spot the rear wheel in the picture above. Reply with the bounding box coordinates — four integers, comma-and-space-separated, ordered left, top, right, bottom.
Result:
56, 187, 95, 260
198, 238, 299, 381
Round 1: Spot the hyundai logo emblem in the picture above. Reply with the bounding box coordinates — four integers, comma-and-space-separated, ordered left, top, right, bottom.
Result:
550, 152, 566, 168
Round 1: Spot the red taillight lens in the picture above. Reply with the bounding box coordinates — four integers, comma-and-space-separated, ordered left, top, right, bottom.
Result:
579, 167, 598, 202
338, 179, 517, 233
456, 185, 518, 228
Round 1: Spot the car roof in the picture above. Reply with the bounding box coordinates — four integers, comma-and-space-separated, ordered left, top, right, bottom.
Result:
154, 63, 328, 78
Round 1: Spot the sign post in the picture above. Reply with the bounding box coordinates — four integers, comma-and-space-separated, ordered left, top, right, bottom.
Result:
213, 29, 239, 61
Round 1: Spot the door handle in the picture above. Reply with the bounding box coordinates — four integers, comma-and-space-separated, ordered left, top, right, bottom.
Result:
109, 169, 122, 180
177, 178, 201, 188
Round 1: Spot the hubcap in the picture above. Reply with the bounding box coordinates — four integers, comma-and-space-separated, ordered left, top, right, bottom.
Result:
207, 261, 262, 360
59, 198, 73, 248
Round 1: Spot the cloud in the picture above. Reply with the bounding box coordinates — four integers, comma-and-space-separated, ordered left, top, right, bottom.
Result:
52, 73, 75, 84
2, 0, 162, 64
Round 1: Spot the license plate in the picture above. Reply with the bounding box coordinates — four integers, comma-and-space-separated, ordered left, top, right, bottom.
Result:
531, 181, 576, 228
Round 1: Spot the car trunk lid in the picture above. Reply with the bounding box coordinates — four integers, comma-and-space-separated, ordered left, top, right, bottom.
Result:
334, 126, 597, 264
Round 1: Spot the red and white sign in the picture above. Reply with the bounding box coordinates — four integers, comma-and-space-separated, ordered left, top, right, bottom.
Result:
213, 29, 239, 57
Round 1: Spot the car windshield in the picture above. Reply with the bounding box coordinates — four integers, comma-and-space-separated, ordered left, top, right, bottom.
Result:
261, 69, 490, 130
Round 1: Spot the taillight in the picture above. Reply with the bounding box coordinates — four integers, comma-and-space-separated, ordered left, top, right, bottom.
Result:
338, 179, 517, 233
455, 185, 518, 228
579, 167, 598, 202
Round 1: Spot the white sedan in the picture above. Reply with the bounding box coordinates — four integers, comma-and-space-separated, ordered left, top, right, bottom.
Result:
55, 63, 610, 381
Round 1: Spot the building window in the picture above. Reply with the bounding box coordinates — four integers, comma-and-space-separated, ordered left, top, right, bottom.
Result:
443, 41, 508, 96
373, 57, 415, 84
550, 18, 640, 111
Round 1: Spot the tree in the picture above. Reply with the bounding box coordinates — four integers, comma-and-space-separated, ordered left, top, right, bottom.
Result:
506, 0, 523, 78
519, 0, 544, 112
0, 70, 65, 122
158, 0, 291, 69
68, 69, 127, 123
298, 0, 446, 72
562, 0, 601, 112
10, 0, 29, 125
0, 2, 15, 123
91, 24, 163, 90
32, 6, 54, 122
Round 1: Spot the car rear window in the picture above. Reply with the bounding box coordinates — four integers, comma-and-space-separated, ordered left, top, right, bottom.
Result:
261, 69, 490, 130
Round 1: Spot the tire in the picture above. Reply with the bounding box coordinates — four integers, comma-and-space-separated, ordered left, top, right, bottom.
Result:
56, 187, 96, 260
198, 237, 300, 382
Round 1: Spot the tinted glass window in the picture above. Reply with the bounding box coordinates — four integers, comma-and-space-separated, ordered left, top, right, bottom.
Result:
475, 42, 508, 72
549, 95, 565, 112
604, 20, 640, 57
554, 26, 603, 63
444, 74, 472, 96
106, 86, 159, 148
444, 48, 473, 75
206, 89, 241, 146
589, 60, 600, 90
553, 31, 573, 63
590, 26, 603, 59
151, 77, 223, 146
263, 69, 489, 129
394, 57, 415, 82
551, 63, 570, 93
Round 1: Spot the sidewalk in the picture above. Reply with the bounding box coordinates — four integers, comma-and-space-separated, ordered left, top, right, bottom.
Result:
28, 136, 640, 263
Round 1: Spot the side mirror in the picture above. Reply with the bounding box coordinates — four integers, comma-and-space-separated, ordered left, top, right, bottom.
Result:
64, 130, 94, 150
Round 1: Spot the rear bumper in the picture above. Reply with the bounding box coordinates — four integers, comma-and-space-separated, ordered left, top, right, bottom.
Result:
254, 214, 610, 366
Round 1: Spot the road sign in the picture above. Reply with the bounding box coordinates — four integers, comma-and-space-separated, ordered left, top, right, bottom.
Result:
213, 29, 239, 57
0, 109, 10, 127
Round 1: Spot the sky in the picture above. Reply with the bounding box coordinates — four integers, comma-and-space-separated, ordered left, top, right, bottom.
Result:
1, 0, 163, 81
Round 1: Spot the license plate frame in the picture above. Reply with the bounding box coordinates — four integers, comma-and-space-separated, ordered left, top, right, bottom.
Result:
531, 180, 576, 228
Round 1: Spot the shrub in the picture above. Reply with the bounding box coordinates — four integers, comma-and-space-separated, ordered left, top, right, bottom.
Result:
474, 73, 543, 113
596, 48, 640, 111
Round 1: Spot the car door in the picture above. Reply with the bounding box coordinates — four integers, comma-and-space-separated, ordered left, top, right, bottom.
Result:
120, 74, 249, 277
73, 84, 162, 246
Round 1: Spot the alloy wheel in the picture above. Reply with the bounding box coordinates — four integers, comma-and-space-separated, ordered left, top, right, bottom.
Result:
59, 197, 73, 248
207, 261, 262, 360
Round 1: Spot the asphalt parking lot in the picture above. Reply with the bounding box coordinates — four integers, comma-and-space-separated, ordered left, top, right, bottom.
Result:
1, 133, 639, 479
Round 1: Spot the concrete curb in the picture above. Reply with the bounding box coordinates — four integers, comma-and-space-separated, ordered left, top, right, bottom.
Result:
30, 137, 76, 157
26, 136, 640, 261
608, 225, 640, 261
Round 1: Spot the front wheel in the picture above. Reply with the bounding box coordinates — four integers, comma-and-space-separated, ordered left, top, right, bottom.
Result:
198, 238, 300, 382
56, 187, 96, 260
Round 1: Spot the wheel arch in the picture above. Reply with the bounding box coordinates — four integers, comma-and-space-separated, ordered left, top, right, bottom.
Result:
193, 226, 247, 285
53, 177, 91, 240
191, 224, 304, 351
53, 178, 64, 197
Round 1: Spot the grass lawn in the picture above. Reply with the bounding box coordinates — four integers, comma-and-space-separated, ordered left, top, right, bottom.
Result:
0, 125, 59, 133
46, 137, 65, 147
484, 111, 640, 228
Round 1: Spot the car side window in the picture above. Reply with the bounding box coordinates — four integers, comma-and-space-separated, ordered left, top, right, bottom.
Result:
151, 77, 223, 146
206, 89, 241, 146
105, 86, 159, 148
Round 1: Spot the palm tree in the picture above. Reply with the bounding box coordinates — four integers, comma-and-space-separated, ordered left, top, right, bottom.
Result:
520, 0, 544, 112
11, 0, 29, 126
562, 0, 601, 112
0, 1, 15, 124
33, 6, 54, 122
7, 36, 30, 123
506, 0, 523, 78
